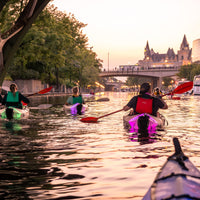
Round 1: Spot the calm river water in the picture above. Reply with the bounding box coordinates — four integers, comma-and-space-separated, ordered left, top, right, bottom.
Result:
0, 92, 200, 200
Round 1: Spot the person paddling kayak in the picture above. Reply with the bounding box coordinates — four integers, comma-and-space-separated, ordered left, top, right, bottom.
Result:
152, 87, 163, 99
2, 83, 29, 109
65, 86, 85, 115
123, 82, 168, 117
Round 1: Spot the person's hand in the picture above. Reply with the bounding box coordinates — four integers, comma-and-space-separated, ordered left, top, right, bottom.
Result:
129, 109, 134, 116
123, 105, 130, 111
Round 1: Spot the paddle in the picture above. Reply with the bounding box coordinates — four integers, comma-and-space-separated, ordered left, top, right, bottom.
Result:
26, 86, 53, 97
22, 86, 53, 106
80, 108, 123, 123
162, 81, 193, 97
29, 104, 53, 110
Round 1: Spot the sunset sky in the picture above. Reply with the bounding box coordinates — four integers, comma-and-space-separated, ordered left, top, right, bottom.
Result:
52, 0, 200, 70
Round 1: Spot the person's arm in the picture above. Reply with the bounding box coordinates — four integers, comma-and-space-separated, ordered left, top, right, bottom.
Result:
19, 93, 30, 104
158, 98, 168, 109
161, 99, 168, 109
123, 105, 131, 111
123, 96, 137, 111
82, 96, 85, 104
2, 93, 7, 105
66, 96, 73, 105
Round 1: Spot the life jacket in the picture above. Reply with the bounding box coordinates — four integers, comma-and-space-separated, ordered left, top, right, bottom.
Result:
135, 96, 153, 114
72, 95, 83, 104
7, 91, 19, 103
6, 91, 22, 108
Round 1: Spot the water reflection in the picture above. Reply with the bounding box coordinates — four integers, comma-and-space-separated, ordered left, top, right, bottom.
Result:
129, 132, 162, 145
2, 121, 23, 132
0, 93, 200, 199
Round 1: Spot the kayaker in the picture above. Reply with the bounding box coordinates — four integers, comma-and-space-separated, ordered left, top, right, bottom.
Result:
153, 87, 162, 99
123, 82, 168, 117
65, 86, 85, 115
2, 83, 30, 109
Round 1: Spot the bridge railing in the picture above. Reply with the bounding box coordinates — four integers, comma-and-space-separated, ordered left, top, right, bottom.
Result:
100, 66, 181, 75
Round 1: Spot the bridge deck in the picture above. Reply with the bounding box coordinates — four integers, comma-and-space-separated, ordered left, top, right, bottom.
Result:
100, 66, 180, 78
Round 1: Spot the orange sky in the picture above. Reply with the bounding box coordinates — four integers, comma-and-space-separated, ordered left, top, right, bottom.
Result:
52, 0, 200, 70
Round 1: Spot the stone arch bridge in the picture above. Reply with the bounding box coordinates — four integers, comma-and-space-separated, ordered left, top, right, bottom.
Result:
99, 66, 180, 89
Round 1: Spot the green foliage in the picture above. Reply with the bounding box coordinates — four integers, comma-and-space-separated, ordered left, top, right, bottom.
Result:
176, 64, 200, 81
176, 64, 195, 81
190, 64, 200, 80
125, 77, 151, 86
2, 4, 102, 87
0, 0, 26, 35
162, 77, 174, 87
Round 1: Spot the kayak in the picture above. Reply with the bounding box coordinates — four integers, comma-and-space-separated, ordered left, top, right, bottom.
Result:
123, 113, 166, 133
63, 103, 88, 115
143, 137, 200, 199
0, 106, 30, 120
82, 94, 95, 102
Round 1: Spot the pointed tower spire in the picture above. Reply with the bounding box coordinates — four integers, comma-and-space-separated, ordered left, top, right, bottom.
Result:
180, 34, 189, 50
144, 41, 151, 58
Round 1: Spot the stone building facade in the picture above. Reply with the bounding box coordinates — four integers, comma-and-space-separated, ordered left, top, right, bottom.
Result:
138, 35, 192, 69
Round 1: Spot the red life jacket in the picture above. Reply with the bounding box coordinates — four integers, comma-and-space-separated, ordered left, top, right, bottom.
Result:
135, 97, 153, 114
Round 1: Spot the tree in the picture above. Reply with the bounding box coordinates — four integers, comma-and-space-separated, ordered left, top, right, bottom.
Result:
0, 0, 51, 85
176, 64, 195, 81
162, 77, 175, 87
125, 77, 151, 86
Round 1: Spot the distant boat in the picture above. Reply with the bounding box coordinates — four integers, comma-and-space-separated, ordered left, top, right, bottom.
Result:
193, 75, 200, 95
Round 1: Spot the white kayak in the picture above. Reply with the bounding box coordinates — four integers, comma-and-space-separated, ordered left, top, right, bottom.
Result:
82, 94, 95, 102
143, 137, 200, 199
63, 103, 88, 115
123, 113, 166, 132
0, 106, 30, 120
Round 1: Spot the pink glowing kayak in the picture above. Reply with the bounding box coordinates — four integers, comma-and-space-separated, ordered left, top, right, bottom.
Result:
63, 103, 88, 115
123, 113, 166, 132
143, 137, 200, 199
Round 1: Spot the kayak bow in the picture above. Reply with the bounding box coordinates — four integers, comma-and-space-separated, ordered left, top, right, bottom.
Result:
143, 137, 200, 200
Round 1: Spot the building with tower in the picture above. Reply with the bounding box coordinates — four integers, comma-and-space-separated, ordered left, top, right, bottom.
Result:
138, 35, 192, 69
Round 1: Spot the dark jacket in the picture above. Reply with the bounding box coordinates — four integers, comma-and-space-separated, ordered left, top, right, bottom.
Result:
2, 92, 29, 109
126, 93, 165, 116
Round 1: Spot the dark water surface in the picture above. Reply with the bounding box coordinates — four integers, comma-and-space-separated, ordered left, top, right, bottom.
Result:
0, 92, 200, 200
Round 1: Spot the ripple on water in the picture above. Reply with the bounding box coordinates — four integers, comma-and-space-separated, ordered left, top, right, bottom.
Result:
1, 93, 200, 199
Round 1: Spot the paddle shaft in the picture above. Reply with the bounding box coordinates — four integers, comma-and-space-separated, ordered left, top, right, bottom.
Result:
22, 87, 53, 105
26, 92, 40, 97
26, 86, 53, 97
97, 109, 123, 119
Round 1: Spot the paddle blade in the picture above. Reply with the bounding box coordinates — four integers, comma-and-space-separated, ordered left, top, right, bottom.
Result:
21, 101, 27, 106
38, 86, 53, 94
80, 117, 98, 123
173, 81, 193, 94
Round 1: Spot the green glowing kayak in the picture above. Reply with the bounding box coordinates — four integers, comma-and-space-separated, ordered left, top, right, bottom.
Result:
0, 106, 30, 120
143, 137, 200, 200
